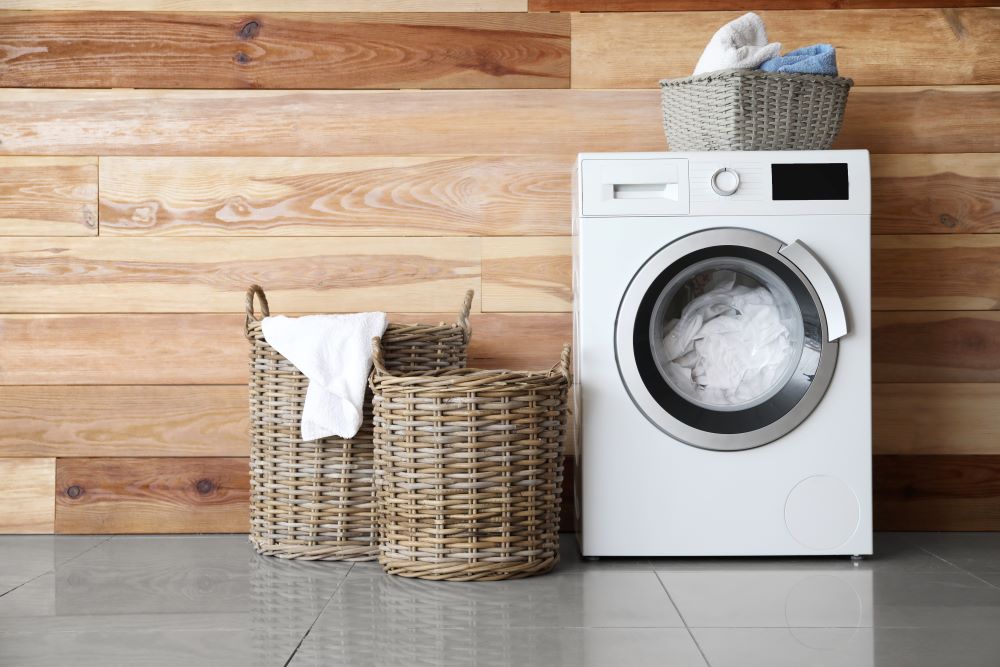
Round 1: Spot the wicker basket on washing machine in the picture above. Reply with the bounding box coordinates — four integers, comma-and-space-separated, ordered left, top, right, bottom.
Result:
660, 69, 853, 151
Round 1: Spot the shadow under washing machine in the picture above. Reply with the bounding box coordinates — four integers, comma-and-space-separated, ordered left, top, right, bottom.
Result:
573, 151, 872, 557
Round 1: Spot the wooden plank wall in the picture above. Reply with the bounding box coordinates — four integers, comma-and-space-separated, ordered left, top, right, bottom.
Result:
0, 2, 998, 533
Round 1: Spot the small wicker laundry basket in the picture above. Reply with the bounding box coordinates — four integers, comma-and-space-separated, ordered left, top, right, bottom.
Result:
370, 337, 571, 581
245, 285, 473, 561
660, 69, 853, 151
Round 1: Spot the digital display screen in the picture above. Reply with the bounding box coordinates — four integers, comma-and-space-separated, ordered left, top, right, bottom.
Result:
771, 163, 849, 200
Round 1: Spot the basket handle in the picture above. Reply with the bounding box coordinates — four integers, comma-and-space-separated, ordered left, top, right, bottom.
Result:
244, 284, 270, 340
556, 344, 572, 381
371, 336, 389, 376
457, 289, 474, 342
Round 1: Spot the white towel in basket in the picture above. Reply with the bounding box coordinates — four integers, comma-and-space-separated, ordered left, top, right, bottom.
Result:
262, 312, 388, 441
694, 12, 781, 75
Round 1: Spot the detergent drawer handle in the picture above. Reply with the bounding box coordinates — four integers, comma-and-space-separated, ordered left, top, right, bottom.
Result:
779, 240, 848, 342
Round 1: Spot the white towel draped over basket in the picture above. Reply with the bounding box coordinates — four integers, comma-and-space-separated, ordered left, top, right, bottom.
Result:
262, 312, 388, 440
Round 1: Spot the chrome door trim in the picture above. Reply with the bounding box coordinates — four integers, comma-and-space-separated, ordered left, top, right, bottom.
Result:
615, 227, 842, 451
779, 240, 848, 341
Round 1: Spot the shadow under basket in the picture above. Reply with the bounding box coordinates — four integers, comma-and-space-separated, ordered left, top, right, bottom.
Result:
370, 336, 572, 581
245, 285, 473, 561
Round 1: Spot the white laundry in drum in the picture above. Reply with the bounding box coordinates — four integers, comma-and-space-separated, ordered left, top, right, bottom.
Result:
661, 270, 801, 407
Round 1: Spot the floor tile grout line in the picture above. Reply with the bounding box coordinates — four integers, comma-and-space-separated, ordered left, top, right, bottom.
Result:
654, 571, 713, 667
0, 572, 46, 601
282, 562, 354, 667
681, 625, 935, 629
917, 546, 1000, 590
56, 535, 115, 560
0, 536, 112, 601
977, 576, 1000, 591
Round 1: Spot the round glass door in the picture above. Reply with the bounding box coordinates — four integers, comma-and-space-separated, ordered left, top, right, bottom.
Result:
616, 228, 842, 451
652, 256, 812, 412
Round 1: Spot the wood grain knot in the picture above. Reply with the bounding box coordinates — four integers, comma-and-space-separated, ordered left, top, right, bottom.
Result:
66, 485, 83, 499
939, 214, 959, 228
196, 479, 215, 495
238, 21, 260, 40
233, 52, 250, 66
82, 206, 97, 229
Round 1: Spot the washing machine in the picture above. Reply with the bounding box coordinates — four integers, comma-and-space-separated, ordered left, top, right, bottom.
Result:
574, 150, 872, 557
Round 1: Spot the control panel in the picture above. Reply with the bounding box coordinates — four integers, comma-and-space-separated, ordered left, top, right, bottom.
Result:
578, 151, 870, 217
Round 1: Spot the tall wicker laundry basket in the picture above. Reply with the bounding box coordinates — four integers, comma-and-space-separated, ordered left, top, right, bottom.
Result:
245, 285, 473, 561
370, 337, 571, 581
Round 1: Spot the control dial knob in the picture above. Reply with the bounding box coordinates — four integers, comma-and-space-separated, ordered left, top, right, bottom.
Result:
710, 167, 741, 196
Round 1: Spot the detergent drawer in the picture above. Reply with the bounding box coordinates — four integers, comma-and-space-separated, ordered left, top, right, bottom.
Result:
580, 158, 690, 217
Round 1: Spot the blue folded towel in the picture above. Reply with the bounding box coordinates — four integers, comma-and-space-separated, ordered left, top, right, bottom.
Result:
759, 44, 838, 76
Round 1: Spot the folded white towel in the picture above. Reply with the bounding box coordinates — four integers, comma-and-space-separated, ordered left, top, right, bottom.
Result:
693, 12, 781, 75
262, 312, 388, 441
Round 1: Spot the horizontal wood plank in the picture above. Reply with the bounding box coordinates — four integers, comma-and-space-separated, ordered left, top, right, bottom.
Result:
96, 153, 999, 237
55, 457, 249, 533
0, 237, 480, 313
0, 386, 248, 458
874, 455, 1000, 531
572, 9, 1000, 88
873, 311, 1000, 383
0, 1, 526, 10
0, 315, 247, 386
0, 157, 96, 236
874, 384, 1000, 455
0, 314, 573, 458
872, 154, 1000, 234
482, 235, 1000, 312
0, 458, 55, 534
99, 156, 572, 236
534, 1, 996, 9
0, 89, 663, 156
834, 86, 1000, 154
0, 12, 568, 89
872, 235, 1000, 310
0, 312, 569, 385
482, 236, 571, 312
97, 153, 996, 236
468, 312, 571, 370
2, 87, 997, 156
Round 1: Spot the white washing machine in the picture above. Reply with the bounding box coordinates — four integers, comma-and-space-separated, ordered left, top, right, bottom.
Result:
574, 150, 872, 557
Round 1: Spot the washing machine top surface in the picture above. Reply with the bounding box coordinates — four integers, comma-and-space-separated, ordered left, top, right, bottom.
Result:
576, 150, 870, 220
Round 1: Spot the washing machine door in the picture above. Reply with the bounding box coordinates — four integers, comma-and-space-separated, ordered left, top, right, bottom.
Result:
615, 227, 847, 451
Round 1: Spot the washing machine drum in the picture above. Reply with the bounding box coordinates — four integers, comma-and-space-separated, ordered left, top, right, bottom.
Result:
615, 227, 847, 451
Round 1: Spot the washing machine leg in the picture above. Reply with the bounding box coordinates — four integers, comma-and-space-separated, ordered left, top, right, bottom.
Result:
851, 554, 864, 564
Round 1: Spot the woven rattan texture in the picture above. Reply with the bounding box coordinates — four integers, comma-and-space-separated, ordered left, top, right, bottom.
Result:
660, 69, 853, 151
370, 337, 571, 581
246, 285, 473, 561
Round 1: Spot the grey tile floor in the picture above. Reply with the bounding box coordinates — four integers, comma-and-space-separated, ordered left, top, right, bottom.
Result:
1, 533, 999, 666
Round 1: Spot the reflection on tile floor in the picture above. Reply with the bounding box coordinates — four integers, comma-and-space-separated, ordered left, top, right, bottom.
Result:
1, 533, 999, 666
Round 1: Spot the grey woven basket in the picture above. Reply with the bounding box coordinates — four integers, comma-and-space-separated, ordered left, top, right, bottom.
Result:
660, 69, 853, 151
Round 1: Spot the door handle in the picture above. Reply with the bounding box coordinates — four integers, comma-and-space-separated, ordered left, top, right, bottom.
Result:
779, 240, 848, 341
